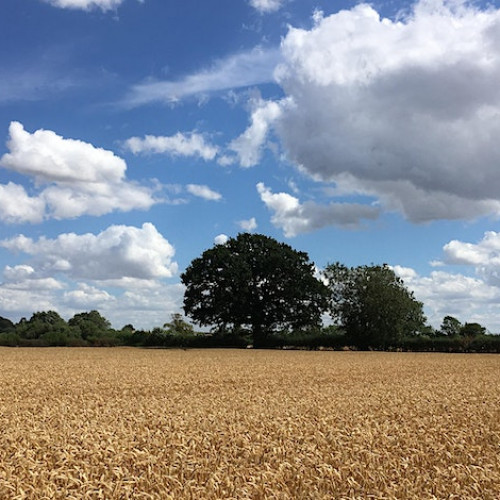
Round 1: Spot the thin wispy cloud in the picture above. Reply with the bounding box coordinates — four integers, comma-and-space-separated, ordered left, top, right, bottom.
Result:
124, 47, 282, 106
124, 132, 218, 160
42, 0, 125, 11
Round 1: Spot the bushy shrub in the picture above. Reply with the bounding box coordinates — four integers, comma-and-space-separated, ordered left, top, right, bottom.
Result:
398, 334, 500, 353
0, 332, 20, 346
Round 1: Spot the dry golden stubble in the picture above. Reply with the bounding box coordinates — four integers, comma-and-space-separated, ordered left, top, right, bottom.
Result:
0, 348, 499, 499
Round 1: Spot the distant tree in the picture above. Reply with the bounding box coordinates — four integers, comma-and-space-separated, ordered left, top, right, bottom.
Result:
17, 311, 69, 340
68, 310, 112, 340
163, 313, 195, 335
440, 315, 462, 336
0, 316, 15, 333
181, 233, 329, 347
460, 322, 486, 337
323, 263, 426, 349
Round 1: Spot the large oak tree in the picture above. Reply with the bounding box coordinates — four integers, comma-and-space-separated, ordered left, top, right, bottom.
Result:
181, 233, 329, 347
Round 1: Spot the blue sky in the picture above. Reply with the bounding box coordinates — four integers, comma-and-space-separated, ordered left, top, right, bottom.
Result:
2, 0, 500, 331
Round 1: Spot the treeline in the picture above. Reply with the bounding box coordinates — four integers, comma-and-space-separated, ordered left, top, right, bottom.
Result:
1, 233, 499, 352
0, 310, 126, 347
1, 310, 500, 352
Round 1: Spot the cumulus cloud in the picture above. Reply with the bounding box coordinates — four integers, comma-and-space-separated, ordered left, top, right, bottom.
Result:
248, 0, 500, 222
238, 217, 258, 232
249, 0, 284, 14
2, 121, 125, 183
0, 223, 177, 281
0, 286, 60, 317
112, 282, 185, 328
0, 183, 46, 224
257, 182, 379, 237
186, 184, 222, 201
42, 0, 124, 11
0, 122, 155, 222
391, 230, 500, 331
229, 98, 282, 167
443, 231, 500, 286
2, 264, 64, 291
214, 234, 229, 245
124, 132, 218, 161
62, 283, 114, 308
125, 47, 281, 106
393, 265, 500, 331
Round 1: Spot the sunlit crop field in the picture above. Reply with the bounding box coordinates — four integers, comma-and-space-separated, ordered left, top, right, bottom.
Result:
0, 348, 499, 499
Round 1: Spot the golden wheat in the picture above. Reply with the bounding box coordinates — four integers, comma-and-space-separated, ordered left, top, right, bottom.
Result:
0, 348, 498, 499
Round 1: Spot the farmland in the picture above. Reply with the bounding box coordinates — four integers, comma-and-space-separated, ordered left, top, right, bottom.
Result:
0, 348, 499, 499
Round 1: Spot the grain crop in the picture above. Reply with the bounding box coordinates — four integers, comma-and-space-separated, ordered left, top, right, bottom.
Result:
0, 348, 499, 499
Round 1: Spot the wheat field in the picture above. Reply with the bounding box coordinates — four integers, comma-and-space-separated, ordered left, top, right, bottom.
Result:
0, 348, 498, 499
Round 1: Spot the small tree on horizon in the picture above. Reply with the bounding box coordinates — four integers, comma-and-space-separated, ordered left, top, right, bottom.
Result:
323, 263, 427, 349
440, 315, 462, 336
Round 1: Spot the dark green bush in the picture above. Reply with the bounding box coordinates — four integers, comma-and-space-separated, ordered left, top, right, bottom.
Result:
0, 332, 20, 346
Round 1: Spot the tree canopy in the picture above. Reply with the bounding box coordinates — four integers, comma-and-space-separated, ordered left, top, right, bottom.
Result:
440, 315, 462, 336
68, 310, 112, 340
323, 263, 426, 348
181, 233, 329, 346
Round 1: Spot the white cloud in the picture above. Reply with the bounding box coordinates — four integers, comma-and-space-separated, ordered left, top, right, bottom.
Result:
238, 217, 258, 232
124, 132, 218, 161
443, 231, 500, 286
444, 231, 500, 266
391, 231, 500, 332
249, 0, 284, 14
63, 283, 114, 308
111, 282, 185, 328
186, 184, 222, 201
0, 183, 45, 224
125, 47, 281, 106
2, 265, 64, 291
2, 122, 125, 183
0, 122, 156, 222
0, 223, 177, 281
393, 266, 500, 331
229, 98, 283, 167
41, 182, 154, 219
0, 286, 60, 318
260, 0, 500, 221
257, 182, 380, 237
42, 0, 124, 11
214, 234, 229, 245
216, 155, 236, 167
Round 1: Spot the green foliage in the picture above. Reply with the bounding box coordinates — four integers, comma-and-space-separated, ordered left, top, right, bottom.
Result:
181, 233, 329, 347
439, 316, 487, 338
163, 313, 195, 335
440, 315, 462, 336
255, 326, 346, 349
68, 310, 112, 340
324, 263, 427, 349
0, 316, 15, 333
399, 334, 500, 353
0, 332, 20, 346
16, 311, 71, 340
460, 322, 486, 337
